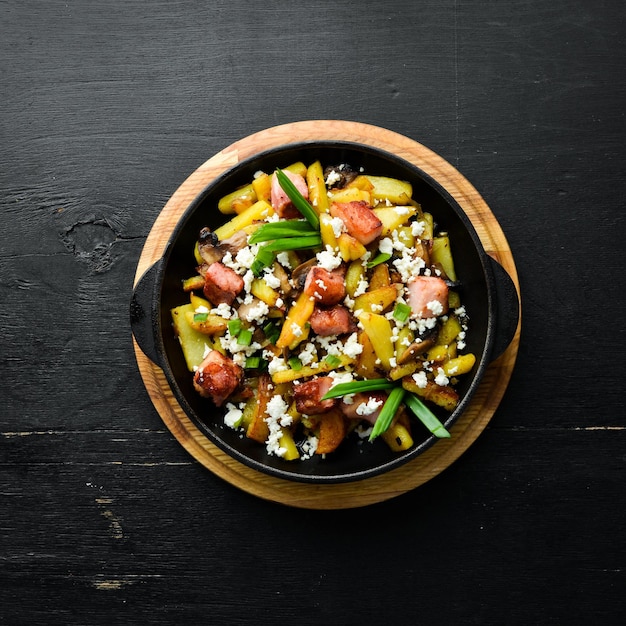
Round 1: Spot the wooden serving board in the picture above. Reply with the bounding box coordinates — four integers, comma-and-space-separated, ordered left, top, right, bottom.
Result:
132, 120, 521, 509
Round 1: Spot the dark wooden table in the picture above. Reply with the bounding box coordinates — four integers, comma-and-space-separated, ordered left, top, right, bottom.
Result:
2, 1, 624, 624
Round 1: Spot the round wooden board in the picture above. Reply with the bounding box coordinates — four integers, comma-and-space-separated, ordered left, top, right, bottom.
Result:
132, 120, 521, 509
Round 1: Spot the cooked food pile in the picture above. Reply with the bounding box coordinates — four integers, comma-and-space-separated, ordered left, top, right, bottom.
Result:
171, 160, 476, 460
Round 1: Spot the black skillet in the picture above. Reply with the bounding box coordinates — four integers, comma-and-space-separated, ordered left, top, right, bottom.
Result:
130, 142, 519, 483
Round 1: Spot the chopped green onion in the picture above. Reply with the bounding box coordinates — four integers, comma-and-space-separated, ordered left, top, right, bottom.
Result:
404, 393, 451, 438
263, 321, 280, 344
367, 252, 391, 268
248, 220, 317, 244
321, 378, 396, 401
288, 356, 303, 371
228, 318, 242, 336
369, 386, 406, 441
251, 245, 275, 277
264, 234, 322, 252
237, 328, 253, 346
193, 312, 208, 322
275, 168, 320, 229
244, 356, 262, 369
393, 302, 412, 323
324, 354, 342, 368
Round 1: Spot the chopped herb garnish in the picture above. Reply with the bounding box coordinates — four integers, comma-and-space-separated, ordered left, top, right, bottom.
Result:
369, 386, 406, 441
237, 328, 253, 346
244, 356, 262, 369
248, 220, 317, 244
263, 321, 280, 344
321, 378, 396, 401
193, 312, 208, 322
288, 356, 303, 371
404, 393, 451, 438
367, 252, 391, 268
275, 168, 320, 229
265, 234, 322, 252
228, 319, 242, 336
251, 245, 275, 277
324, 354, 342, 368
393, 302, 412, 323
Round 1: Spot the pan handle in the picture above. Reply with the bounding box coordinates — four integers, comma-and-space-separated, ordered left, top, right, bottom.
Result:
129, 260, 163, 366
488, 256, 520, 361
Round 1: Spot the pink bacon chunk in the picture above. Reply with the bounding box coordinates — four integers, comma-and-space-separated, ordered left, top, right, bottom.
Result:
193, 350, 244, 406
407, 275, 449, 318
329, 201, 383, 245
293, 376, 337, 415
202, 261, 244, 306
270, 169, 309, 218
303, 266, 346, 306
309, 305, 356, 337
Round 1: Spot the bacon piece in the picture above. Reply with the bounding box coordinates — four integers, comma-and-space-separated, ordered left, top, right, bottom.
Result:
193, 350, 244, 406
270, 169, 309, 218
309, 305, 356, 337
303, 266, 346, 306
329, 201, 383, 245
339, 391, 387, 425
293, 376, 337, 415
202, 261, 244, 306
407, 275, 449, 318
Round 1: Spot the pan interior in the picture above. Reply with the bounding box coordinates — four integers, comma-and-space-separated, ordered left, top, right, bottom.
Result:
157, 142, 493, 483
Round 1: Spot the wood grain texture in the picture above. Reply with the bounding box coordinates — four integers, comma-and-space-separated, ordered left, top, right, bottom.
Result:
132, 120, 521, 509
2, 0, 625, 623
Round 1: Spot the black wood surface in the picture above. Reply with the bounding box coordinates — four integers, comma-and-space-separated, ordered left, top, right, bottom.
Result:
1, 1, 624, 624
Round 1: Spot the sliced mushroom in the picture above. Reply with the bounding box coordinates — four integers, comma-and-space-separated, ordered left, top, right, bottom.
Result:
396, 330, 438, 365
271, 261, 292, 297
291, 257, 318, 289
197, 228, 249, 266
197, 228, 223, 264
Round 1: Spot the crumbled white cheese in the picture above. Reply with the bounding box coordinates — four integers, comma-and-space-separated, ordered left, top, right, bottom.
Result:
355, 397, 384, 416
435, 368, 449, 386
328, 369, 354, 387
330, 216, 346, 238
409, 316, 438, 334
379, 237, 394, 255
240, 300, 269, 322
343, 332, 364, 358
223, 403, 243, 428
290, 322, 303, 337
262, 267, 282, 289
264, 395, 293, 457
411, 220, 426, 237
325, 170, 342, 186
242, 269, 255, 293
427, 300, 444, 317
298, 342, 317, 366
394, 205, 412, 216
268, 357, 289, 375
412, 371, 428, 388
393, 252, 426, 284
353, 277, 369, 298
194, 305, 209, 314
235, 246, 256, 269
210, 303, 234, 319
276, 251, 291, 269
316, 245, 342, 271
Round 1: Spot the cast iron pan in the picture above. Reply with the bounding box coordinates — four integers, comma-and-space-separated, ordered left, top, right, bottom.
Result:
131, 142, 519, 483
